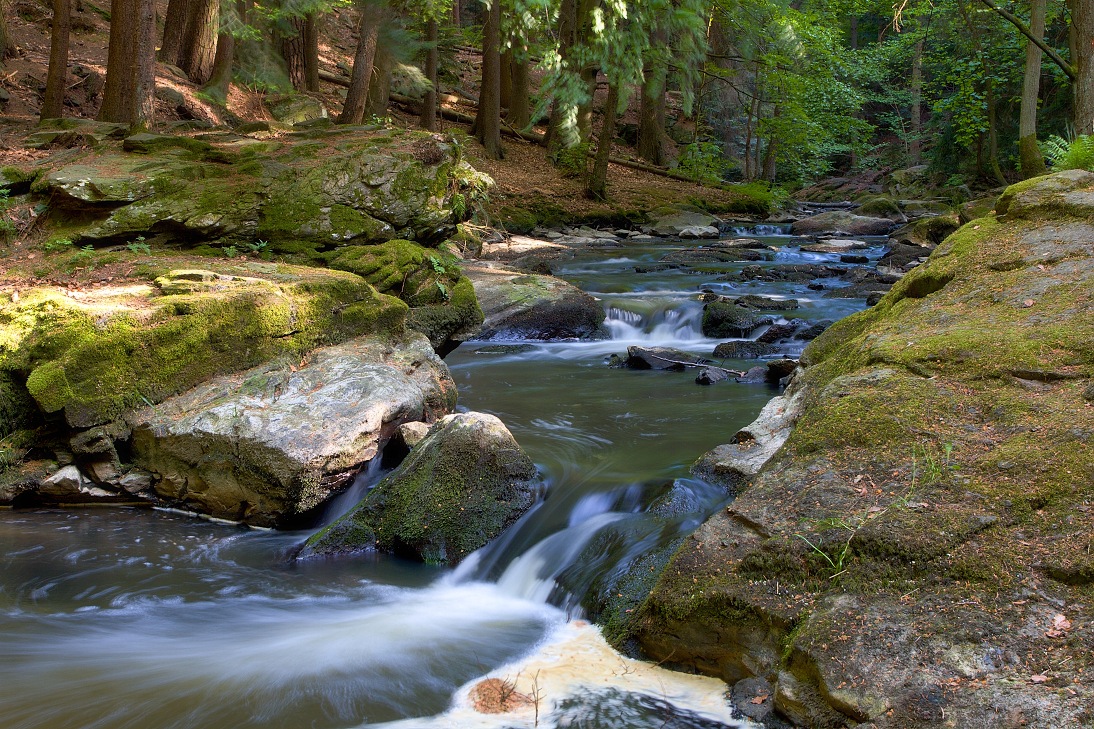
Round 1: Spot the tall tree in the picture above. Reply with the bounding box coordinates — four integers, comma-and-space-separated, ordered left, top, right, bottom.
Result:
420, 16, 439, 130
41, 0, 71, 120
474, 0, 503, 158
586, 82, 620, 199
1069, 0, 1094, 135
99, 0, 156, 127
159, 0, 190, 65
339, 0, 385, 124
1019, 0, 1048, 177
280, 14, 321, 91
176, 0, 219, 84
637, 31, 670, 165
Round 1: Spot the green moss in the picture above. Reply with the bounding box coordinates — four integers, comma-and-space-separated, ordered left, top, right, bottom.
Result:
0, 267, 407, 427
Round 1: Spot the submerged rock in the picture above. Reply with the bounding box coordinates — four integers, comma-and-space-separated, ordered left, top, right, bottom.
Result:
300, 412, 540, 565
130, 332, 455, 527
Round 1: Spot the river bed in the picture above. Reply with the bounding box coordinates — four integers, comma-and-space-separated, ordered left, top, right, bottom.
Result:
0, 228, 883, 728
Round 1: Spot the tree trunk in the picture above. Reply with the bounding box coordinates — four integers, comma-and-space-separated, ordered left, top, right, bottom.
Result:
586, 82, 620, 200
303, 13, 320, 91
280, 15, 307, 89
546, 0, 578, 155
1019, 0, 1048, 177
909, 35, 923, 165
500, 48, 512, 111
637, 54, 669, 165
574, 0, 597, 142
177, 0, 218, 84
339, 1, 384, 125
419, 17, 438, 130
42, 0, 71, 120
508, 54, 530, 129
159, 0, 189, 64
452, 0, 461, 26
202, 20, 234, 105
474, 0, 503, 159
99, 0, 156, 127
1069, 0, 1094, 135
365, 40, 394, 119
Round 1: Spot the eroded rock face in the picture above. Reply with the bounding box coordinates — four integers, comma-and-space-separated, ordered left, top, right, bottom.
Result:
300, 412, 539, 565
130, 332, 456, 527
624, 172, 1094, 728
463, 263, 606, 341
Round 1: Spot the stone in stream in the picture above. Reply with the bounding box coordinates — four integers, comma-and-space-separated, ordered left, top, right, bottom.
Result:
757, 323, 799, 344
462, 263, 606, 341
625, 346, 711, 371
790, 210, 899, 236
129, 331, 456, 527
732, 294, 800, 310
659, 247, 770, 265
299, 412, 540, 566
645, 210, 720, 237
701, 302, 773, 338
713, 340, 777, 359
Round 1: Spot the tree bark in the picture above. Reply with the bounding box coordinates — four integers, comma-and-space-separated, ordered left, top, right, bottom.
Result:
303, 13, 320, 91
1069, 0, 1094, 135
177, 0, 218, 84
508, 54, 531, 129
99, 0, 156, 128
339, 1, 384, 124
500, 48, 513, 111
637, 52, 670, 165
365, 39, 394, 119
280, 15, 307, 89
1019, 0, 1048, 177
42, 0, 71, 120
159, 0, 189, 64
586, 82, 620, 200
907, 33, 923, 165
474, 0, 503, 159
202, 20, 234, 105
546, 0, 578, 155
419, 17, 438, 130
452, 0, 461, 26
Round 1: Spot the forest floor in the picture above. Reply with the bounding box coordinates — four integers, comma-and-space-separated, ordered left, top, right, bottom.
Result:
0, 1, 763, 235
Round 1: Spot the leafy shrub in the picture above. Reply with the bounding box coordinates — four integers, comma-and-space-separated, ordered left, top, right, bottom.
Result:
1040, 134, 1094, 172
677, 142, 732, 184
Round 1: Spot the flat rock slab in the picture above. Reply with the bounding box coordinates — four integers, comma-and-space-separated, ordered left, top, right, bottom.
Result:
463, 263, 606, 340
130, 332, 456, 527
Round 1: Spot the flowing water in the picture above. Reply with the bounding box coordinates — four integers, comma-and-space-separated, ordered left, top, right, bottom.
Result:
0, 231, 885, 728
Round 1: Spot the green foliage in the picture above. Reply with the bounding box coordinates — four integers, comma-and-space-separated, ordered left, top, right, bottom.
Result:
222, 246, 239, 258
554, 142, 590, 179
677, 142, 732, 184
1041, 135, 1094, 171
41, 238, 74, 253
126, 237, 151, 255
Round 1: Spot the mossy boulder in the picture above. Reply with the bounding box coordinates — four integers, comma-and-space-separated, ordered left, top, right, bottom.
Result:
0, 264, 407, 428
32, 130, 489, 250
328, 240, 484, 353
130, 331, 456, 527
623, 171, 1094, 728
701, 301, 772, 338
300, 412, 540, 565
461, 263, 606, 341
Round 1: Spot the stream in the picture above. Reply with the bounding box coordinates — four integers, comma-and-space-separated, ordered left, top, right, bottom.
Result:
0, 227, 885, 728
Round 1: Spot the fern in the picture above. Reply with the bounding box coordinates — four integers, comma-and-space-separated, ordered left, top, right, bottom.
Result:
1040, 134, 1094, 172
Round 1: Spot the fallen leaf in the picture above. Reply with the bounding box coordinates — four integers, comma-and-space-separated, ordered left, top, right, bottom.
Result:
1053, 614, 1072, 631
1030, 674, 1050, 684
1045, 629, 1064, 638
1023, 299, 1035, 308
750, 693, 769, 705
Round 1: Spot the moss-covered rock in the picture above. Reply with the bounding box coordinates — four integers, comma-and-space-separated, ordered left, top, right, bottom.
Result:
701, 302, 772, 338
129, 331, 456, 527
624, 171, 1094, 728
0, 264, 407, 428
31, 130, 488, 249
328, 240, 484, 352
300, 412, 539, 564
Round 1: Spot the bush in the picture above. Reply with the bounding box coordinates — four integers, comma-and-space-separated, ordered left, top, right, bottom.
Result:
1041, 134, 1094, 172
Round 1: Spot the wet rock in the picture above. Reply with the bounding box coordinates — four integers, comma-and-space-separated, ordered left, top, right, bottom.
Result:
702, 302, 773, 338
840, 254, 870, 264
300, 412, 539, 565
660, 247, 769, 264
757, 323, 798, 344
130, 332, 456, 527
695, 367, 732, 385
646, 210, 720, 237
793, 320, 832, 341
800, 239, 868, 254
626, 346, 712, 371
732, 295, 799, 310
679, 225, 721, 239
879, 241, 933, 270
790, 211, 898, 237
735, 366, 768, 384
463, 263, 606, 341
766, 358, 799, 382
731, 677, 776, 721
713, 341, 777, 359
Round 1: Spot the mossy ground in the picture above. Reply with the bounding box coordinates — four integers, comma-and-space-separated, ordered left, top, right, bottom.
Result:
629, 172, 1094, 728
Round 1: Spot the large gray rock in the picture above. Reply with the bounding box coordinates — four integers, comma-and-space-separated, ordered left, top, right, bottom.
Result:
646, 211, 720, 237
300, 412, 539, 565
790, 211, 897, 236
463, 263, 606, 340
35, 130, 488, 248
130, 332, 456, 527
